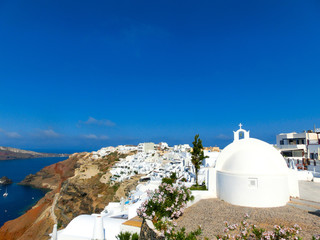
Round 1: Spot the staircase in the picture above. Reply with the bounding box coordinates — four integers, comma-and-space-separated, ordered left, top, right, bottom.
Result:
288, 198, 320, 216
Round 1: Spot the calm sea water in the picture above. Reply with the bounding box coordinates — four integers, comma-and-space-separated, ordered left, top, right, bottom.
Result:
0, 157, 67, 227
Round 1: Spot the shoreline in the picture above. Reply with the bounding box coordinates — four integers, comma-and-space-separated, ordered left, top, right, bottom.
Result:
0, 156, 69, 231
0, 183, 50, 228
0, 155, 69, 161
0, 146, 69, 161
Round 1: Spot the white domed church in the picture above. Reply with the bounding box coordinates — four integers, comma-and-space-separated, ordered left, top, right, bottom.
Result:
210, 124, 299, 208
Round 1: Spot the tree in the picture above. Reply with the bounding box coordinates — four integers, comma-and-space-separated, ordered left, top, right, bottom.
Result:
191, 134, 206, 186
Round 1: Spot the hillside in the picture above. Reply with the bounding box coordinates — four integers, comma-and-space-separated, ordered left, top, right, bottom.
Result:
0, 151, 140, 240
0, 146, 68, 160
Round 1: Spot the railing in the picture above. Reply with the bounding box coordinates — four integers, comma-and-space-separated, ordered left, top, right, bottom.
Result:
278, 144, 306, 150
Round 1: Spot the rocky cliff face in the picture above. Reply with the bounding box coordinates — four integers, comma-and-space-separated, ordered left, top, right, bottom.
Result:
19, 152, 83, 190
0, 190, 56, 240
0, 151, 140, 240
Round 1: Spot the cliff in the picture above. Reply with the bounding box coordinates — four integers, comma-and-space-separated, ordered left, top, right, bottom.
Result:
0, 151, 140, 240
0, 146, 68, 160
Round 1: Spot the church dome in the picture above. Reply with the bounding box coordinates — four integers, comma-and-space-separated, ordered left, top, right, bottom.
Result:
214, 124, 290, 208
216, 138, 288, 176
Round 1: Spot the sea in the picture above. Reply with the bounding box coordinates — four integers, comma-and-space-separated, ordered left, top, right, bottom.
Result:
0, 157, 67, 227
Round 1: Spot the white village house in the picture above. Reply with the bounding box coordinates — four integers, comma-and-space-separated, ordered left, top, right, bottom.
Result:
276, 129, 320, 160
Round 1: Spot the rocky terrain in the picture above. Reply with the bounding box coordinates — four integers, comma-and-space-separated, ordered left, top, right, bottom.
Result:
0, 151, 140, 240
0, 146, 68, 160
0, 176, 13, 185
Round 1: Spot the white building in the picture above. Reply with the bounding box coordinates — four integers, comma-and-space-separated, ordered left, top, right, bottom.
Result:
276, 129, 320, 160
115, 145, 138, 154
203, 150, 220, 167
158, 142, 169, 150
92, 147, 116, 159
173, 144, 191, 152
137, 142, 155, 153
212, 124, 297, 208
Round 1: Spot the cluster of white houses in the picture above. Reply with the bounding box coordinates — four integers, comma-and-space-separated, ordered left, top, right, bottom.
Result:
110, 152, 193, 183
93, 142, 213, 184
51, 125, 320, 240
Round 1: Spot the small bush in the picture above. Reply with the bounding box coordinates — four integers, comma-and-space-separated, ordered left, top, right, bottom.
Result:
131, 233, 139, 240
137, 182, 193, 222
57, 221, 62, 229
136, 182, 203, 239
162, 177, 175, 185
112, 183, 120, 192
166, 226, 202, 240
162, 172, 178, 185
170, 172, 177, 180
181, 177, 187, 182
116, 231, 139, 240
190, 184, 207, 190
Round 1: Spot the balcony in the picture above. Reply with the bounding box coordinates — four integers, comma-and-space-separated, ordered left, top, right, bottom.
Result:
278, 144, 306, 151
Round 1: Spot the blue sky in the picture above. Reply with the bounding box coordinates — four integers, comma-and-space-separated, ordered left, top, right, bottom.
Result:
0, 0, 320, 152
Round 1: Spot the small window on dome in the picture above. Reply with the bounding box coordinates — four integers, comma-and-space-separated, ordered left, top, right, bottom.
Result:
239, 131, 245, 140
248, 178, 258, 189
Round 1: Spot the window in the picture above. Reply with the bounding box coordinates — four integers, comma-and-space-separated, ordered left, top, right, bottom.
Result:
239, 131, 244, 140
248, 178, 258, 189
280, 140, 284, 145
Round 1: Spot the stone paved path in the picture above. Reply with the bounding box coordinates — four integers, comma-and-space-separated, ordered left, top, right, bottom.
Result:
176, 198, 320, 239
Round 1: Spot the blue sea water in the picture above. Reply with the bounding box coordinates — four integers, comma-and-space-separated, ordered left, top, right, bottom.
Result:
0, 157, 67, 227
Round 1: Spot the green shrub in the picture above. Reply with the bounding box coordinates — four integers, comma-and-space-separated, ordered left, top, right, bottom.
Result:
181, 177, 187, 182
162, 172, 178, 185
116, 231, 131, 240
136, 182, 203, 239
162, 177, 175, 185
137, 182, 193, 222
190, 184, 207, 190
170, 172, 177, 180
131, 233, 139, 240
116, 231, 139, 240
166, 226, 202, 240
112, 183, 120, 191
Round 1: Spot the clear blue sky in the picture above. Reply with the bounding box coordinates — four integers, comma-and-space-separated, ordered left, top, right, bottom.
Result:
0, 0, 319, 152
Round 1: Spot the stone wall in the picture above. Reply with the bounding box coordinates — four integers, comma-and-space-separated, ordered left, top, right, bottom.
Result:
140, 219, 165, 240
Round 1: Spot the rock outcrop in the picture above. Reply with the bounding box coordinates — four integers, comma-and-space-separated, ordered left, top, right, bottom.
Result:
0, 151, 140, 240
19, 152, 83, 190
0, 176, 13, 185
140, 220, 165, 240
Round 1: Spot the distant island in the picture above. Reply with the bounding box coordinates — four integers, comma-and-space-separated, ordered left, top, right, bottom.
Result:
0, 146, 69, 160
